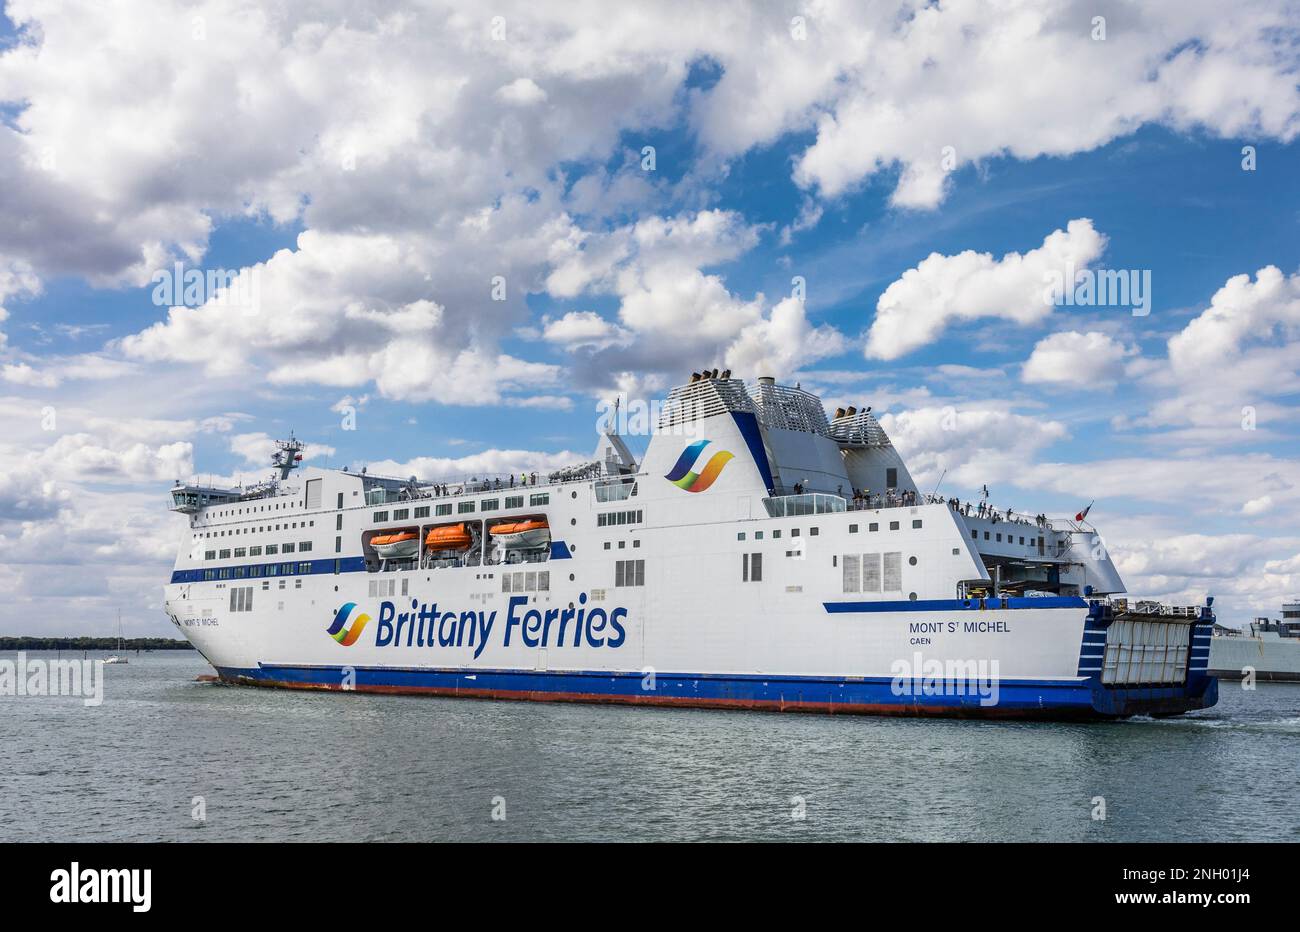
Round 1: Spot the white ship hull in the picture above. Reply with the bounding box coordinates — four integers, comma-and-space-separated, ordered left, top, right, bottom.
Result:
1210, 634, 1300, 681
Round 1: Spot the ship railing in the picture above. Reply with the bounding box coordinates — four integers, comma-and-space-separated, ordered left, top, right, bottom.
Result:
845, 493, 924, 512
926, 495, 1057, 531
761, 493, 847, 517
358, 468, 618, 504
1106, 597, 1205, 618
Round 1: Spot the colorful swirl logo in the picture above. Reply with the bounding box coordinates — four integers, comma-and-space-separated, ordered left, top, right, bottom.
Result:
326, 602, 370, 647
665, 439, 734, 493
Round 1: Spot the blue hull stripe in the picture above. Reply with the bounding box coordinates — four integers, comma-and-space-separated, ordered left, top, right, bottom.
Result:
171, 555, 366, 584
824, 596, 1087, 613
214, 662, 1217, 718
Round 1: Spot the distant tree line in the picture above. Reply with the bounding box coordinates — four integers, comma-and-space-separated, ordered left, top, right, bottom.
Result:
0, 637, 196, 651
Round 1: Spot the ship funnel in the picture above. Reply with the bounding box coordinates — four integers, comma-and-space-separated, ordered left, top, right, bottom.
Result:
711, 368, 719, 379
846, 406, 857, 416
690, 372, 701, 383
834, 407, 846, 420
721, 369, 731, 380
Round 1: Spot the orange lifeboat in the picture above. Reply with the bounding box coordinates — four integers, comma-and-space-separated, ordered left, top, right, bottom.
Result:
490, 519, 550, 549
425, 523, 473, 552
370, 530, 418, 560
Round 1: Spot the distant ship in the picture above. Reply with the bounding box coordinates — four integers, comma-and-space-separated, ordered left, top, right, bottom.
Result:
104, 609, 128, 665
162, 371, 1217, 719
1209, 601, 1300, 682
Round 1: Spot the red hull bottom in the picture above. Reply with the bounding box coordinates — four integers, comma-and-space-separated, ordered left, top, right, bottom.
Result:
206, 672, 1120, 721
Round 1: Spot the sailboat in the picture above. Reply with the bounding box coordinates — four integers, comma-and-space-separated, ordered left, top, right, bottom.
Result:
105, 610, 129, 664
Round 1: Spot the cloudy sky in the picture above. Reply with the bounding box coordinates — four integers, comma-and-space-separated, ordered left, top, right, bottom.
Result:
2, 0, 1299, 635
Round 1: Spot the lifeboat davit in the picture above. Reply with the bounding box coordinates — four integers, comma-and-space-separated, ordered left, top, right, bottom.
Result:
490, 519, 550, 550
370, 530, 419, 560
425, 523, 473, 552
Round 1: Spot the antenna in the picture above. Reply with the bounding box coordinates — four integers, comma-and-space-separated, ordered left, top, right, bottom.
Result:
271, 434, 307, 481
930, 468, 947, 499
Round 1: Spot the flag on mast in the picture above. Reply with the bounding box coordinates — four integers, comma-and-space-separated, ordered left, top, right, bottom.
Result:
1075, 501, 1093, 522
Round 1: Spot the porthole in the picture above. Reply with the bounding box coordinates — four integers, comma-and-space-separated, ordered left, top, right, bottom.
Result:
569, 573, 575, 582
571, 491, 578, 499
571, 518, 577, 526
909, 556, 918, 566
909, 592, 918, 601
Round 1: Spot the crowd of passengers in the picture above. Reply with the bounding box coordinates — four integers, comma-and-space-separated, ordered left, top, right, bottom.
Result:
426, 473, 542, 496
786, 479, 1053, 529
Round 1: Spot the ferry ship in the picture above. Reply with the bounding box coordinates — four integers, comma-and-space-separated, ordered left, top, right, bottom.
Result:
163, 372, 1218, 719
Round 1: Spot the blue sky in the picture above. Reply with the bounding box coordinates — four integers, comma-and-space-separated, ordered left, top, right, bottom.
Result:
2, 1, 1299, 633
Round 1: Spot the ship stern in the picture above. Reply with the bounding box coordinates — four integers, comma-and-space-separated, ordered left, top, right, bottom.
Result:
1079, 599, 1218, 718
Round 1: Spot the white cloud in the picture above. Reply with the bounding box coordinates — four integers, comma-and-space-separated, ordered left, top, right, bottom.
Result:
1167, 265, 1300, 383
1022, 330, 1138, 386
330, 394, 370, 414
117, 219, 570, 405
1242, 495, 1273, 516
495, 78, 548, 105
787, 2, 1300, 207
867, 219, 1106, 360
724, 296, 846, 380
1102, 523, 1300, 624
879, 405, 1068, 490
1116, 266, 1300, 440
541, 311, 631, 351
1, 352, 137, 388
980, 453, 1300, 528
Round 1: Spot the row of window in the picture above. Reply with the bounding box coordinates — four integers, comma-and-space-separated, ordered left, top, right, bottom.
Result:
597, 509, 643, 527
228, 586, 255, 613
259, 579, 296, 590
737, 519, 923, 542
369, 578, 403, 598
372, 494, 549, 525
204, 541, 313, 561
211, 499, 298, 519
382, 507, 430, 521
614, 559, 645, 587
738, 526, 822, 541
972, 529, 1044, 548
203, 562, 312, 581
742, 552, 763, 582
842, 552, 904, 593
200, 520, 315, 539
502, 570, 551, 593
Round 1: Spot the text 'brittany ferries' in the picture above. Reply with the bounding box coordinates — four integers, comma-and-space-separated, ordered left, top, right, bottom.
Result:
375, 592, 627, 658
